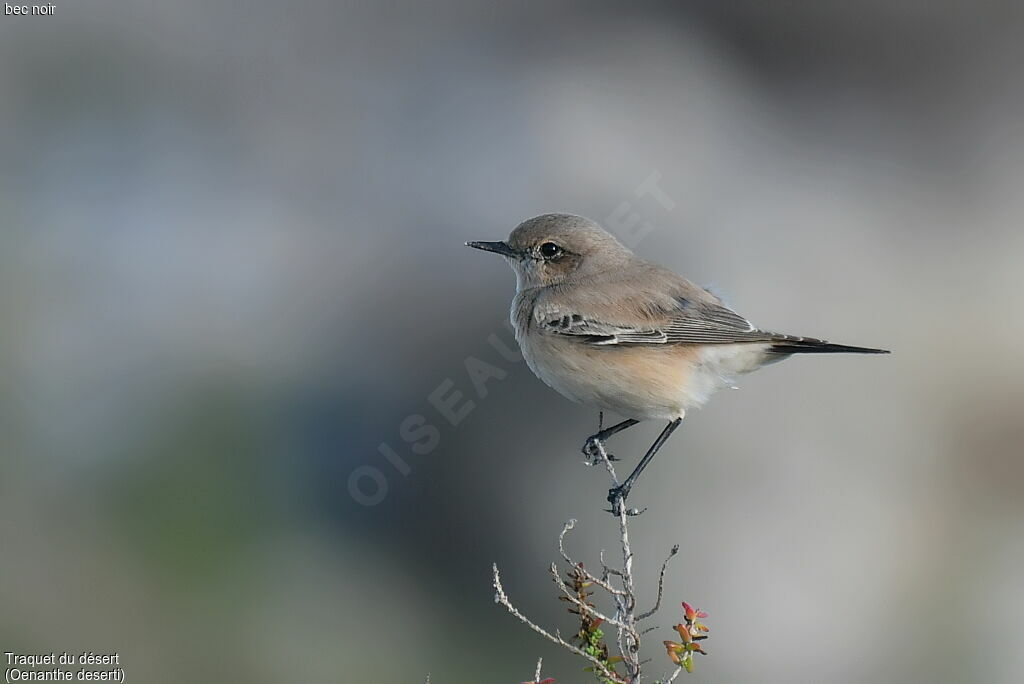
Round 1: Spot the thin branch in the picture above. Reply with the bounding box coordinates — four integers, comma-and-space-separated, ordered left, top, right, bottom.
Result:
556, 518, 577, 566
637, 544, 680, 621
660, 666, 683, 683
532, 657, 543, 682
492, 563, 627, 684
558, 519, 628, 597
600, 549, 624, 578
492, 420, 697, 683
585, 437, 646, 678
617, 512, 641, 675
549, 562, 629, 630
592, 439, 622, 487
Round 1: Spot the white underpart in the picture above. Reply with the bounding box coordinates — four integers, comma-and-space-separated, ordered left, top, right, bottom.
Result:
684, 343, 772, 408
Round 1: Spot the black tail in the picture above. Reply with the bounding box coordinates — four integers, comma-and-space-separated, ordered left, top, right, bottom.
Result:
768, 335, 890, 355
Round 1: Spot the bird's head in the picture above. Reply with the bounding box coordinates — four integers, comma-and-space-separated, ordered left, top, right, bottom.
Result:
466, 213, 634, 290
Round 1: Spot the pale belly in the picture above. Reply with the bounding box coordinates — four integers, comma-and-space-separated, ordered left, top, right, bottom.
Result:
519, 334, 772, 420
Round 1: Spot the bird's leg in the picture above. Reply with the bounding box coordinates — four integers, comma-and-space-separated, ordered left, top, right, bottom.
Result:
582, 417, 639, 463
607, 417, 683, 515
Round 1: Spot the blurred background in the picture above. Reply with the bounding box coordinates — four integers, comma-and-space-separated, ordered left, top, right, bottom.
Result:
2, 1, 1023, 682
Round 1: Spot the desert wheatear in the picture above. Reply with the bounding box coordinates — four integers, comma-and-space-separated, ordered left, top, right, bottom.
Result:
467, 213, 888, 513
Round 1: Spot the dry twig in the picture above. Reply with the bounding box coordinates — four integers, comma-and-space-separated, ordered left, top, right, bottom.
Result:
491, 427, 691, 683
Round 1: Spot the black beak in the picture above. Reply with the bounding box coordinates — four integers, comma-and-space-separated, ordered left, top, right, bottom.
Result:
465, 240, 517, 257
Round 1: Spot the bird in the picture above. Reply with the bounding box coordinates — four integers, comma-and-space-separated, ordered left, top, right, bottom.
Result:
466, 213, 888, 514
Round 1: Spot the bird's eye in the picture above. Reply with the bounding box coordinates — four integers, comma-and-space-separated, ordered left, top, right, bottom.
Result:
539, 242, 562, 258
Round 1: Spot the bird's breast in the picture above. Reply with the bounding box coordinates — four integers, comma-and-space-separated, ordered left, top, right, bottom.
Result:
515, 330, 705, 420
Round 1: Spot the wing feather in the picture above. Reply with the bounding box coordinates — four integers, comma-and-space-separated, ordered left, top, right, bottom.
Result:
536, 295, 772, 347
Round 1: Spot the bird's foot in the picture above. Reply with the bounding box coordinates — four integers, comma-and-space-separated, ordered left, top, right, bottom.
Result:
582, 435, 619, 465
606, 485, 645, 516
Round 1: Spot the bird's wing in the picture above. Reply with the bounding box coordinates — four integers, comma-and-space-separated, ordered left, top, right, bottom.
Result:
535, 311, 669, 345
659, 300, 764, 344
534, 268, 775, 347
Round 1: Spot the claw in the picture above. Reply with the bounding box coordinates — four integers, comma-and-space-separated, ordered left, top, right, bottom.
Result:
607, 485, 627, 515
605, 485, 645, 516
583, 435, 622, 465
605, 504, 646, 517
582, 436, 605, 465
